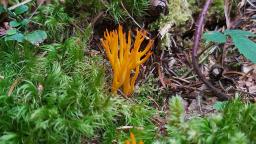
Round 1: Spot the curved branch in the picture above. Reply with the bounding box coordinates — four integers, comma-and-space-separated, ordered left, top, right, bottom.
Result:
192, 0, 230, 101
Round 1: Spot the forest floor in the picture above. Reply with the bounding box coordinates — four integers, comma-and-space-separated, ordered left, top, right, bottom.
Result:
0, 0, 256, 143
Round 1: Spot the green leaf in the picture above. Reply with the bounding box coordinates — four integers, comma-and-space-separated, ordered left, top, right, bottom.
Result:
203, 31, 226, 43
5, 33, 24, 42
30, 107, 48, 120
6, 29, 17, 35
10, 20, 21, 27
14, 5, 29, 15
0, 132, 17, 142
20, 19, 30, 26
25, 30, 47, 44
231, 36, 256, 63
0, 5, 5, 14
225, 30, 256, 63
224, 30, 256, 37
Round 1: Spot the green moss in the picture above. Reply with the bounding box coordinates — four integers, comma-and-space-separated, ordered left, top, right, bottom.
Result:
106, 0, 149, 23
149, 0, 192, 50
150, 0, 192, 30
188, 0, 225, 20
64, 0, 148, 23
0, 37, 159, 143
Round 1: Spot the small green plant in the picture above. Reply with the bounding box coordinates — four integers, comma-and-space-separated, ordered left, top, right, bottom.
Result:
203, 30, 256, 63
107, 1, 125, 23
162, 95, 256, 143
64, 0, 148, 23
33, 2, 72, 42
106, 0, 149, 23
0, 4, 47, 44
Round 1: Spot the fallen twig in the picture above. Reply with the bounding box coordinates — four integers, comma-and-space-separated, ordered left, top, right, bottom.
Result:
224, 0, 231, 29
120, 1, 142, 29
8, 0, 33, 10
116, 126, 144, 130
157, 63, 167, 88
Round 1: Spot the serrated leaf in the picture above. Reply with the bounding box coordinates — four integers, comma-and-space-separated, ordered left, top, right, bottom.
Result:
10, 20, 21, 27
14, 5, 29, 15
231, 35, 256, 63
6, 29, 17, 35
203, 31, 226, 43
224, 30, 256, 37
25, 30, 47, 44
5, 33, 24, 42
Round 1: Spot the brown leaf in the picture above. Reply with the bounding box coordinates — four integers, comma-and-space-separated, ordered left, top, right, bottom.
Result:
0, 0, 8, 8
37, 0, 51, 5
8, 78, 22, 96
0, 27, 6, 36
0, 22, 10, 36
149, 0, 168, 16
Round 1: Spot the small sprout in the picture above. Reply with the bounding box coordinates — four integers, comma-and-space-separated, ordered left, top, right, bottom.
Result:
125, 132, 144, 144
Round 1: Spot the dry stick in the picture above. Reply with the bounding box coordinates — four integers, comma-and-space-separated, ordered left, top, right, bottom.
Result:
157, 63, 167, 88
91, 11, 105, 26
223, 0, 231, 66
8, 0, 33, 10
120, 1, 142, 29
192, 0, 229, 101
116, 126, 144, 130
224, 0, 231, 29
246, 0, 256, 8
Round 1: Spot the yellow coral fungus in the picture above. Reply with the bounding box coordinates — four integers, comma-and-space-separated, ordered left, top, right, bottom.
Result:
101, 25, 153, 96
125, 132, 144, 144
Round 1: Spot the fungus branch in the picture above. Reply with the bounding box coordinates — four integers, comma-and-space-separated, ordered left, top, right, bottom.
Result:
101, 25, 153, 96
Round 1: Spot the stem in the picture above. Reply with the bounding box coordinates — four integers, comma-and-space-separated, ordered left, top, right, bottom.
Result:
191, 0, 229, 101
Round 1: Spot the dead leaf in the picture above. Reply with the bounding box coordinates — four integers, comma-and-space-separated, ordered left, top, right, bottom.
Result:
0, 27, 6, 36
8, 78, 22, 96
0, 0, 8, 8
